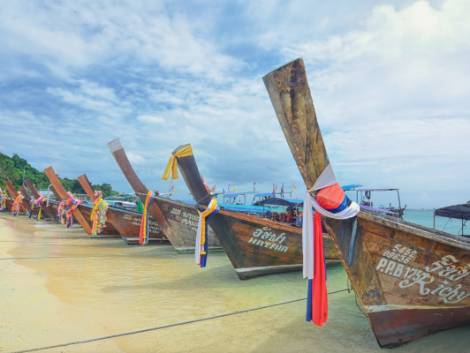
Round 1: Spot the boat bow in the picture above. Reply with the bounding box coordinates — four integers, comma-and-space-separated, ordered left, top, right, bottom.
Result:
264, 58, 470, 346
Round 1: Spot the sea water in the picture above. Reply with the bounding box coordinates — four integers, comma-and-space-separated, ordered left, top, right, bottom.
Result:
404, 209, 469, 237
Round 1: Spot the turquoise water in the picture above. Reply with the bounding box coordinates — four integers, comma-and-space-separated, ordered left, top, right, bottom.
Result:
404, 209, 469, 236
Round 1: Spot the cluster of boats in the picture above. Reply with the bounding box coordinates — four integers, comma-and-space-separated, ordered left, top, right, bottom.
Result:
0, 59, 468, 348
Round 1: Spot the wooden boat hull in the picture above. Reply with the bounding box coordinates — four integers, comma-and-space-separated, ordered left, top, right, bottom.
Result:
108, 138, 219, 251
33, 201, 57, 221
44, 166, 92, 234
23, 178, 57, 221
326, 213, 470, 347
264, 58, 470, 346
369, 307, 469, 347
211, 210, 337, 279
154, 197, 219, 252
1, 198, 13, 211
171, 146, 338, 279
76, 174, 166, 243
77, 205, 120, 237
5, 179, 31, 213
19, 185, 33, 212
101, 205, 164, 244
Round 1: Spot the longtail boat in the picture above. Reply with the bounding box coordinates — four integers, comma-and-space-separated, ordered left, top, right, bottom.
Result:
77, 174, 165, 243
23, 178, 56, 220
19, 185, 32, 207
5, 179, 31, 214
107, 138, 219, 252
44, 166, 93, 234
169, 144, 338, 279
264, 58, 470, 346
4, 179, 17, 200
72, 174, 120, 236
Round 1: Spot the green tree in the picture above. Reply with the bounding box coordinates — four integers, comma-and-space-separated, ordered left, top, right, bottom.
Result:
0, 152, 118, 197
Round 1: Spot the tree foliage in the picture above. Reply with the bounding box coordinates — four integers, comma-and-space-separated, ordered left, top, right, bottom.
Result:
0, 153, 49, 189
0, 153, 117, 197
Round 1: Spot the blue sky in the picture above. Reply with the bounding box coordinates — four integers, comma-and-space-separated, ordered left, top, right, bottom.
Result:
1, 0, 469, 208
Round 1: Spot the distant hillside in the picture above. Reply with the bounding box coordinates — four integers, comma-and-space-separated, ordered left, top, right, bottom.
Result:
0, 153, 117, 197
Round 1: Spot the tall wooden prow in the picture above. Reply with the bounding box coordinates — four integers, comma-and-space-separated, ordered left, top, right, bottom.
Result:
44, 166, 92, 234
77, 175, 96, 202
264, 58, 470, 347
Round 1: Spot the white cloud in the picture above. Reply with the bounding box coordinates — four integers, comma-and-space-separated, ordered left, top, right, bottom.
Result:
0, 1, 241, 80
47, 80, 132, 118
270, 0, 470, 207
126, 151, 146, 165
1, 0, 469, 208
137, 114, 166, 125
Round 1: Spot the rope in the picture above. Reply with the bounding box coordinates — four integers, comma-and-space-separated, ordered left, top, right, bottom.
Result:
10, 289, 349, 353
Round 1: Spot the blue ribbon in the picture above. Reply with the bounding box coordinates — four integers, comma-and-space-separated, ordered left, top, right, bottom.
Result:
199, 209, 218, 268
324, 195, 351, 214
306, 279, 313, 322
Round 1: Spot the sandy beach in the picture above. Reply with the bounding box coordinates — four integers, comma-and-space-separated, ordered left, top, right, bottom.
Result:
0, 214, 468, 353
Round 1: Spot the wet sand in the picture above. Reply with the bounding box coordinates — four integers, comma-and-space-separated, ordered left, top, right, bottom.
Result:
0, 214, 468, 353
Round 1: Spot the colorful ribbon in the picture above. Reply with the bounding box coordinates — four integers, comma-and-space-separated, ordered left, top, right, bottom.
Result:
34, 196, 45, 220
303, 165, 359, 327
138, 191, 152, 245
162, 145, 193, 180
11, 193, 24, 215
306, 211, 327, 325
0, 195, 7, 210
65, 193, 81, 228
90, 197, 108, 236
57, 201, 66, 224
195, 198, 218, 268
34, 195, 44, 206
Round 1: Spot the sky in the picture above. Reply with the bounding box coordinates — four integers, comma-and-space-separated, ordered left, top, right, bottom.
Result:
0, 0, 469, 208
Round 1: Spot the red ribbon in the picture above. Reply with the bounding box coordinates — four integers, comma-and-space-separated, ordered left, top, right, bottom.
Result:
312, 212, 328, 326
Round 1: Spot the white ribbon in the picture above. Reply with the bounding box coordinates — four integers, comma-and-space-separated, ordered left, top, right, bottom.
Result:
302, 192, 315, 279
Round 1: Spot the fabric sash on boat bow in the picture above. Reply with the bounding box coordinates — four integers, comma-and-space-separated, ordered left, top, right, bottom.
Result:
195, 198, 218, 268
65, 192, 81, 228
11, 193, 24, 214
162, 145, 193, 181
90, 196, 108, 236
34, 195, 45, 220
138, 191, 152, 245
303, 164, 359, 326
161, 144, 218, 268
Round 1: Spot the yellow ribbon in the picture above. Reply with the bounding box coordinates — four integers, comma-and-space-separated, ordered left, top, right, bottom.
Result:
90, 197, 105, 221
197, 198, 218, 256
162, 145, 193, 180
90, 197, 107, 236
38, 207, 42, 220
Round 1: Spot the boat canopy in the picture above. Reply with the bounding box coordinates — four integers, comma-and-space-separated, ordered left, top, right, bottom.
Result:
222, 192, 255, 198
434, 202, 470, 221
341, 184, 362, 191
254, 192, 274, 198
349, 187, 399, 192
254, 197, 302, 207
219, 203, 267, 215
